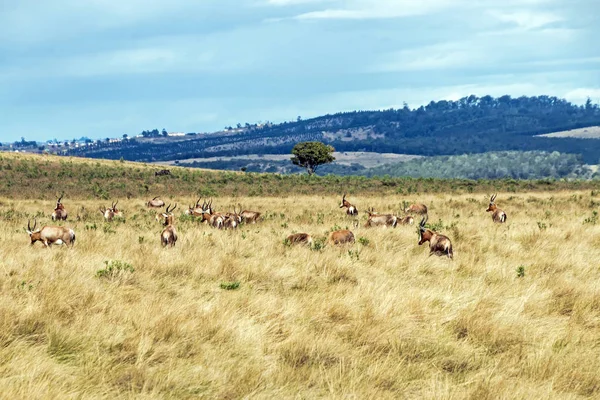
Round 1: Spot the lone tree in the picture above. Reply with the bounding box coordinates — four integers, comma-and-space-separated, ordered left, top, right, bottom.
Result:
291, 141, 335, 175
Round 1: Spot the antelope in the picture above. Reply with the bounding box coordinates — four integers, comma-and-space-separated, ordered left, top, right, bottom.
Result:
147, 196, 165, 208
287, 233, 313, 246
155, 169, 171, 177
185, 198, 204, 217
486, 194, 507, 223
26, 219, 75, 247
51, 194, 68, 221
223, 206, 242, 230
330, 229, 355, 245
200, 199, 225, 229
99, 200, 123, 222
365, 207, 397, 228
160, 204, 178, 247
339, 193, 358, 217
398, 215, 414, 225
405, 203, 428, 215
239, 205, 261, 224
417, 216, 453, 259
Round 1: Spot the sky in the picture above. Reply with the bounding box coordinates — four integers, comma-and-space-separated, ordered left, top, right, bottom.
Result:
1, 0, 599, 142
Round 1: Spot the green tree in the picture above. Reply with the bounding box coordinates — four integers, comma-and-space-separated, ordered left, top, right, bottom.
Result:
291, 141, 335, 175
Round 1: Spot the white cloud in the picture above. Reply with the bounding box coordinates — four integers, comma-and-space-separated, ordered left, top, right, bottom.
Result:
487, 9, 562, 30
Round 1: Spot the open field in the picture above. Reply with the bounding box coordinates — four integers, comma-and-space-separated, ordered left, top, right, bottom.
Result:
2, 152, 600, 201
1, 190, 600, 398
155, 152, 423, 169
538, 126, 600, 139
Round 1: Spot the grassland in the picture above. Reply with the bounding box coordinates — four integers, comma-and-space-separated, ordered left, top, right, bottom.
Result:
1, 152, 600, 398
539, 126, 600, 139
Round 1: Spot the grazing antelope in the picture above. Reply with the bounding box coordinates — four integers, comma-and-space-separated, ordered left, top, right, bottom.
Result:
155, 169, 171, 177
339, 193, 358, 217
239, 205, 261, 224
486, 194, 507, 223
147, 196, 165, 208
160, 204, 178, 247
405, 203, 428, 215
51, 194, 68, 221
330, 229, 355, 245
26, 219, 75, 247
365, 208, 397, 228
287, 233, 313, 246
417, 216, 453, 259
99, 200, 123, 222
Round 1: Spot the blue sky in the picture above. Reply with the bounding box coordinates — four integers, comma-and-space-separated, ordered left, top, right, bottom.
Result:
1, 0, 598, 142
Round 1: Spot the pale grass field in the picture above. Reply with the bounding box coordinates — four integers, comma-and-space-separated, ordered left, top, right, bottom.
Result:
1, 192, 600, 399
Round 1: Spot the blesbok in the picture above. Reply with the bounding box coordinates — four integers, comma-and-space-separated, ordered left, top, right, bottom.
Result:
160, 204, 178, 247
287, 233, 313, 246
51, 194, 68, 221
486, 194, 507, 223
398, 215, 414, 225
239, 204, 261, 224
185, 198, 204, 217
223, 206, 242, 230
417, 216, 453, 259
200, 200, 224, 229
155, 169, 171, 177
339, 193, 358, 217
26, 219, 75, 247
365, 207, 398, 228
99, 200, 123, 222
147, 196, 165, 208
405, 203, 428, 215
330, 229, 355, 245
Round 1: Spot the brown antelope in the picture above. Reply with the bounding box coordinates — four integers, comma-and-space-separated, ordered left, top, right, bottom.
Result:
200, 200, 225, 229
99, 200, 123, 222
51, 194, 68, 221
417, 216, 453, 259
330, 229, 355, 245
405, 203, 428, 215
398, 215, 414, 225
365, 207, 398, 228
239, 204, 261, 224
486, 194, 507, 223
185, 198, 204, 217
223, 206, 242, 230
26, 219, 75, 247
287, 233, 313, 246
147, 196, 165, 208
339, 193, 358, 217
160, 204, 178, 247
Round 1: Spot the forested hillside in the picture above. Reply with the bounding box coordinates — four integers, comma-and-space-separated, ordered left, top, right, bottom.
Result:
64, 95, 600, 163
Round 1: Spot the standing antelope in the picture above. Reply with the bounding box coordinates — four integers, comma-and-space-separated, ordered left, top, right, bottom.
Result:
340, 193, 358, 217
51, 194, 68, 221
486, 194, 507, 223
147, 196, 165, 208
417, 216, 453, 259
99, 200, 123, 222
287, 233, 313, 246
26, 219, 75, 247
223, 206, 242, 230
185, 198, 204, 217
330, 229, 355, 245
365, 208, 397, 228
405, 203, 428, 215
160, 204, 178, 247
201, 200, 224, 229
239, 204, 261, 224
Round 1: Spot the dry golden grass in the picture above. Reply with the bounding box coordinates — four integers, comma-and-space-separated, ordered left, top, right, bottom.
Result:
1, 192, 600, 399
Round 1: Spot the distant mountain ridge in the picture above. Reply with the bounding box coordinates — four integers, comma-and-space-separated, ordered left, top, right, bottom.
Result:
63, 95, 600, 163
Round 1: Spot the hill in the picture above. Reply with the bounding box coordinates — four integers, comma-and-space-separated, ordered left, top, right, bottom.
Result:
62, 95, 600, 163
2, 152, 600, 201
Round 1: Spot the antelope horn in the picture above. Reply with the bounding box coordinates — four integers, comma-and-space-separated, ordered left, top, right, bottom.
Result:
171, 204, 177, 212
27, 219, 31, 232
114, 200, 118, 208
196, 198, 201, 207
343, 193, 346, 200
57, 194, 63, 203
152, 196, 159, 200
32, 218, 37, 231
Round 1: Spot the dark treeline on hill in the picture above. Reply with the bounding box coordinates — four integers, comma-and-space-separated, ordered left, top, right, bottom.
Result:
63, 94, 600, 163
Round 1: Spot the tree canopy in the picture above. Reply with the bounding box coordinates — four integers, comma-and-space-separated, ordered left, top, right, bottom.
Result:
291, 141, 335, 175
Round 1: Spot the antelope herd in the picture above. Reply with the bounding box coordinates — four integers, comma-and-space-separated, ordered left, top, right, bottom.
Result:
23, 192, 510, 258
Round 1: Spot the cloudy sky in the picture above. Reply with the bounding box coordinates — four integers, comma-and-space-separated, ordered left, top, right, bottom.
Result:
1, 0, 598, 142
